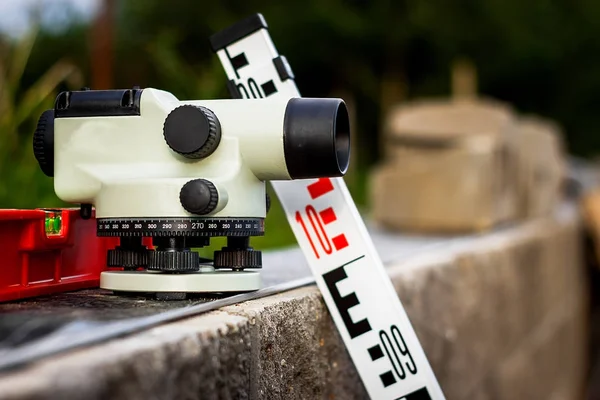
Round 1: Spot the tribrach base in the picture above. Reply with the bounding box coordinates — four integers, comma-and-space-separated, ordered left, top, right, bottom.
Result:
100, 269, 261, 294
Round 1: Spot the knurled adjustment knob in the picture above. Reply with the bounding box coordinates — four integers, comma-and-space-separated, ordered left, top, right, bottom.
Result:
107, 248, 149, 269
213, 249, 262, 270
180, 179, 219, 215
163, 105, 221, 159
147, 250, 200, 272
33, 109, 55, 177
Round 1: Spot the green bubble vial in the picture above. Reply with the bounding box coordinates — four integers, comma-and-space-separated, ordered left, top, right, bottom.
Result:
44, 211, 62, 236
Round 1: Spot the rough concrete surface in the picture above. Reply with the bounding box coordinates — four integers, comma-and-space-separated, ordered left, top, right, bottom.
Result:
0, 205, 587, 400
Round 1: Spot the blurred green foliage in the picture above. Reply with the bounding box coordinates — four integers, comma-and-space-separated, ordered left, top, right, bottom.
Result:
0, 27, 81, 209
3, 0, 600, 248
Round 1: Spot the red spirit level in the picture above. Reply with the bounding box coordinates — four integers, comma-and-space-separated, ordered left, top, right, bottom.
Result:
0, 208, 119, 302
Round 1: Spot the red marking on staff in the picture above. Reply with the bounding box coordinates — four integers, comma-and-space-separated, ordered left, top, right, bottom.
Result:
319, 207, 337, 225
307, 178, 334, 199
332, 234, 349, 251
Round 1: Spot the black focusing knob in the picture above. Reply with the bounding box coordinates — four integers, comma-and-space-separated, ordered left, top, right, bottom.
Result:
33, 109, 55, 177
180, 179, 219, 215
163, 105, 221, 159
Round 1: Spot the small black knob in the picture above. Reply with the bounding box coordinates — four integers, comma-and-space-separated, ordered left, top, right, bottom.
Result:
80, 203, 93, 219
33, 109, 55, 177
163, 105, 221, 159
266, 192, 271, 214
180, 179, 219, 215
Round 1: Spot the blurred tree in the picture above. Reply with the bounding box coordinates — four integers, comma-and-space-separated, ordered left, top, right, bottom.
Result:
407, 0, 600, 155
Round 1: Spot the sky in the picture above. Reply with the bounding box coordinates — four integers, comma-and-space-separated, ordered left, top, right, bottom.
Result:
0, 0, 100, 38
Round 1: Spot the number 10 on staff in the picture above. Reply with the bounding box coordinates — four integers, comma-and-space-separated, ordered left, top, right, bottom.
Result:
295, 178, 349, 259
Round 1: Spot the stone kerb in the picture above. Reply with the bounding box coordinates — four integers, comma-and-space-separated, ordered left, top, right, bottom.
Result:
0, 204, 587, 400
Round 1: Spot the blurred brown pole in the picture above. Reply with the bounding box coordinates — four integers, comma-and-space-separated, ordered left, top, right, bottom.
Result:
91, 0, 115, 89
379, 62, 406, 160
451, 57, 477, 101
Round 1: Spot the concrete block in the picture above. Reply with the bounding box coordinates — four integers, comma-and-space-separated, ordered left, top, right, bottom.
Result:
512, 116, 566, 219
0, 204, 586, 400
222, 289, 368, 400
0, 312, 253, 400
371, 100, 567, 234
489, 294, 587, 400
385, 211, 586, 400
370, 99, 519, 233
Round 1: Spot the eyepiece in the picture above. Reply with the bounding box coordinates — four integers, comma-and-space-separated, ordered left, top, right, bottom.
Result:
283, 98, 351, 179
